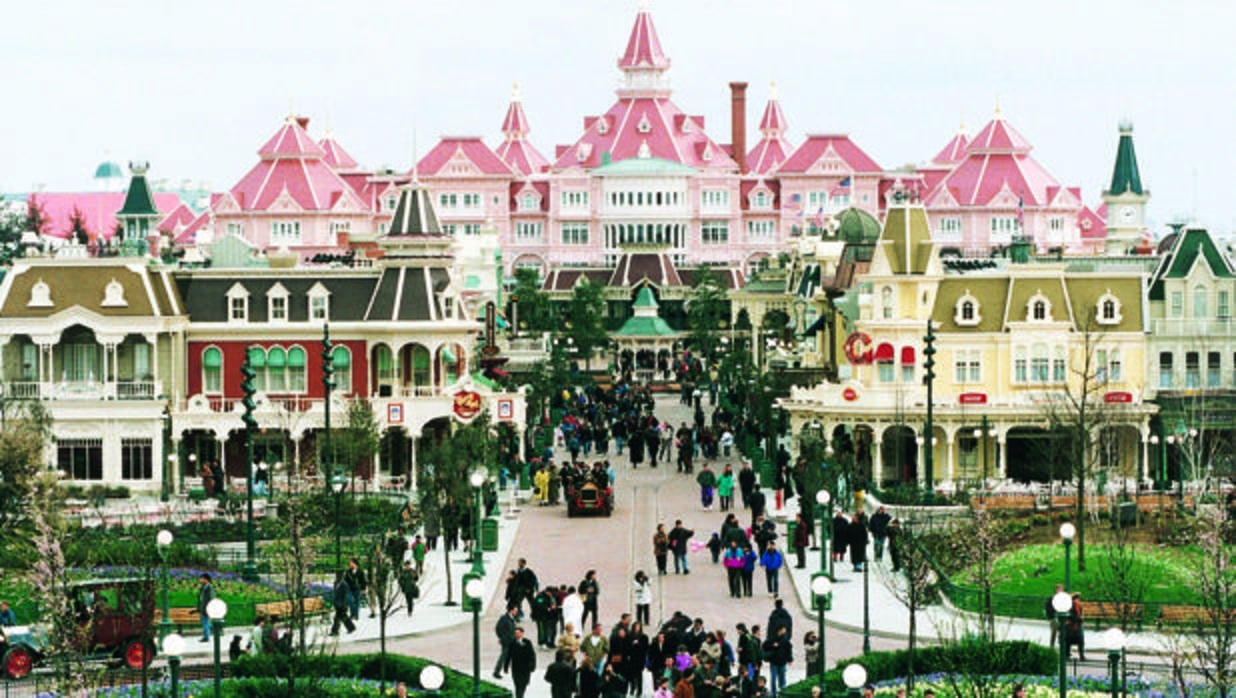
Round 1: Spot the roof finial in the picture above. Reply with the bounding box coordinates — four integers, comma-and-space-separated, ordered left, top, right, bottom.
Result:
639, 0, 651, 11
411, 127, 419, 183
324, 113, 332, 137
993, 93, 1001, 117
959, 112, 966, 135
288, 97, 295, 122
511, 81, 520, 102
769, 80, 778, 100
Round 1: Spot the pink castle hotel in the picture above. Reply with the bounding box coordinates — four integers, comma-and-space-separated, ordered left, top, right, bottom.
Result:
195, 5, 1136, 286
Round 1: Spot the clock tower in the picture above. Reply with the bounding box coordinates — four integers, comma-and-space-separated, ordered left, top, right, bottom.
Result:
1102, 121, 1149, 254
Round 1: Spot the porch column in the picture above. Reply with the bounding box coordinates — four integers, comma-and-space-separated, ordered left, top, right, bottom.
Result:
216, 432, 228, 482
40, 342, 54, 396
997, 432, 1008, 479
871, 436, 882, 484
945, 430, 956, 483
409, 434, 418, 491
169, 435, 181, 495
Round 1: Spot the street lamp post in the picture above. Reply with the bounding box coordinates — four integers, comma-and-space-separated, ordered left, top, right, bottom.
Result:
1052, 591, 1072, 698
470, 469, 487, 576
420, 665, 446, 697
164, 453, 175, 504
156, 529, 174, 642
922, 319, 937, 490
842, 663, 868, 697
331, 469, 347, 570
810, 575, 832, 690
1103, 627, 1126, 698
464, 577, 485, 698
162, 633, 184, 698
815, 490, 831, 578
862, 548, 871, 654
1060, 522, 1076, 592
205, 598, 228, 698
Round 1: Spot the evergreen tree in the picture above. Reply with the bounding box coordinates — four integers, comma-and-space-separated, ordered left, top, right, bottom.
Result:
687, 267, 728, 359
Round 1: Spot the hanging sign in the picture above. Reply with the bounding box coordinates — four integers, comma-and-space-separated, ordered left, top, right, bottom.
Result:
844, 332, 874, 365
452, 390, 483, 422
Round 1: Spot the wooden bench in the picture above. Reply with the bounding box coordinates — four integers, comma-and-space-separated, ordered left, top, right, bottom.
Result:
1158, 604, 1236, 626
254, 596, 326, 620
1077, 601, 1144, 630
154, 607, 203, 634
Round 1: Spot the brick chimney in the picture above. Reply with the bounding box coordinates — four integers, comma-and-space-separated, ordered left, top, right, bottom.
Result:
729, 81, 748, 173
295, 116, 310, 130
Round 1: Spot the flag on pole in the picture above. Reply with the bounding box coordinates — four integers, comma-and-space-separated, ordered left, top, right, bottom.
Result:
813, 207, 825, 229
1017, 191, 1025, 231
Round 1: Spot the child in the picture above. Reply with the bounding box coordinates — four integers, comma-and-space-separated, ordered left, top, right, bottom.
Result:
707, 533, 722, 564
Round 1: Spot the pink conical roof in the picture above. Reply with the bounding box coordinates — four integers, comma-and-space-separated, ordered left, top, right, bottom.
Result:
258, 117, 325, 160
932, 129, 969, 165
966, 116, 1031, 154
501, 85, 532, 138
319, 134, 360, 171
758, 94, 787, 135
618, 7, 670, 71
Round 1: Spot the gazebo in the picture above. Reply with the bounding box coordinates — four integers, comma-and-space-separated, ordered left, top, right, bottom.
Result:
613, 286, 680, 381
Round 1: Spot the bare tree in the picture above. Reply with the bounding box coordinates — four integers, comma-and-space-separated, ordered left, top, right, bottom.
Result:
878, 518, 937, 691
368, 531, 412, 695
1188, 506, 1236, 696
1093, 512, 1149, 633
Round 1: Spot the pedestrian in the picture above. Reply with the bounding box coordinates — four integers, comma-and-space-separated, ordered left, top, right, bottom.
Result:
654, 676, 673, 698
494, 604, 520, 678
397, 561, 419, 617
516, 558, 540, 611
626, 622, 650, 696
868, 507, 891, 562
831, 512, 849, 564
848, 513, 868, 572
748, 485, 766, 525
717, 466, 735, 512
740, 545, 757, 598
633, 571, 653, 626
329, 571, 356, 636
533, 587, 560, 648
669, 520, 694, 574
583, 623, 611, 674
196, 574, 215, 642
802, 631, 818, 671
249, 616, 265, 656
510, 626, 538, 698
697, 465, 718, 510
562, 588, 585, 638
343, 557, 367, 621
792, 513, 809, 569
722, 542, 744, 598
546, 649, 579, 698
761, 626, 791, 697
580, 570, 601, 630
887, 519, 903, 572
559, 622, 582, 657
603, 663, 628, 698
535, 467, 550, 506
737, 463, 756, 510
1011, 684, 1027, 698
653, 525, 670, 575
673, 669, 695, 698
1066, 593, 1086, 660
580, 656, 602, 698
759, 542, 784, 597
411, 535, 428, 577
1044, 583, 1064, 648
706, 533, 722, 564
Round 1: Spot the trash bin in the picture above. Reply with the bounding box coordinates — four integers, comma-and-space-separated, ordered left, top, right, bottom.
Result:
786, 520, 797, 548
759, 459, 776, 489
481, 517, 499, 552
1115, 501, 1137, 527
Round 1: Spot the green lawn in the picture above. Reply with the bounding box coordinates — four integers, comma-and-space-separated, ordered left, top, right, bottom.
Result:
949, 542, 1202, 617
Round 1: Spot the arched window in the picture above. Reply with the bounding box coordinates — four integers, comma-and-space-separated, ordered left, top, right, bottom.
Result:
881, 286, 893, 319
287, 346, 306, 392
1033, 301, 1047, 320
202, 347, 222, 394
961, 301, 974, 321
1014, 347, 1027, 383
266, 346, 287, 392
411, 345, 432, 387
332, 346, 352, 394
1194, 285, 1208, 318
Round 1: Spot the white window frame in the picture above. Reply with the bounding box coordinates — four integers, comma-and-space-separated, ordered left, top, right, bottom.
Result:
308, 283, 331, 322
561, 223, 589, 245
701, 221, 729, 244
270, 220, 301, 245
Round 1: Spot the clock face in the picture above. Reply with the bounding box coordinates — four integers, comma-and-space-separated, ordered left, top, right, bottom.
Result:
1119, 206, 1137, 224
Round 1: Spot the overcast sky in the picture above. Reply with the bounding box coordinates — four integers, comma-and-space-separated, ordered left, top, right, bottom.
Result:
3, 1, 1231, 234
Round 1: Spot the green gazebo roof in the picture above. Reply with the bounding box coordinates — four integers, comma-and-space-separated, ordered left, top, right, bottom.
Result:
615, 316, 678, 337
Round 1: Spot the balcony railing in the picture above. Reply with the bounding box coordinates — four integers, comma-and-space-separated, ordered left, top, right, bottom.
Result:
1152, 317, 1236, 337
2, 380, 158, 401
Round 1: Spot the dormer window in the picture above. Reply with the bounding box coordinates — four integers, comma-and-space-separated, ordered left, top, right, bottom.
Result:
101, 279, 127, 308
954, 291, 981, 327
637, 115, 651, 133
267, 282, 289, 323
1026, 291, 1052, 322
753, 191, 770, 209
1096, 290, 1122, 326
28, 279, 52, 308
308, 282, 330, 322
597, 119, 609, 135
520, 193, 538, 211
226, 283, 250, 323
386, 196, 397, 211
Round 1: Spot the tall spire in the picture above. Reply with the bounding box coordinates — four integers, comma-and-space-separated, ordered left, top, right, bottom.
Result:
616, 4, 671, 97
1108, 121, 1144, 196
500, 81, 531, 140
758, 81, 787, 137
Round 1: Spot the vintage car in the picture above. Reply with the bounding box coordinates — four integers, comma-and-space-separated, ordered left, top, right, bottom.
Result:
566, 480, 613, 517
2, 578, 157, 679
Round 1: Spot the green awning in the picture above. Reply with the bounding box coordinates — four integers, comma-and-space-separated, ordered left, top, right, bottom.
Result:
442, 347, 457, 364
203, 347, 222, 368
287, 347, 305, 367
248, 346, 266, 367
332, 346, 351, 368
267, 347, 286, 368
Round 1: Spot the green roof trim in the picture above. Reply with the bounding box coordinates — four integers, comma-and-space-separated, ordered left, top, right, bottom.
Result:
1150, 225, 1234, 300
470, 372, 501, 391
1109, 127, 1144, 196
615, 316, 679, 337
118, 174, 159, 216
592, 157, 696, 176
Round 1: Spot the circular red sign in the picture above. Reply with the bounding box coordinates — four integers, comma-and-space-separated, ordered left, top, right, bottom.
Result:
842, 387, 858, 402
844, 332, 873, 365
453, 390, 483, 421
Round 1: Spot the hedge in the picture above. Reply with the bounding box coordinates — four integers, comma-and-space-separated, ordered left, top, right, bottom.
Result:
232, 652, 512, 698
780, 641, 1058, 697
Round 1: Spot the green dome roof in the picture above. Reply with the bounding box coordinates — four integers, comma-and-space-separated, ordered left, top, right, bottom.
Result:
593, 157, 696, 176
94, 161, 123, 179
835, 207, 881, 243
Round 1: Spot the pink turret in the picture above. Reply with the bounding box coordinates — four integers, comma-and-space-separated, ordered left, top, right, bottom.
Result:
258, 116, 325, 160
618, 3, 670, 72
319, 129, 361, 172
758, 84, 788, 136
746, 82, 794, 175
966, 112, 1031, 155
495, 83, 549, 175
931, 123, 969, 165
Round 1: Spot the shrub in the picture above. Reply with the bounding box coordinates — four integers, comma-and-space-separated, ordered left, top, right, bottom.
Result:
780, 641, 1058, 696
233, 652, 511, 698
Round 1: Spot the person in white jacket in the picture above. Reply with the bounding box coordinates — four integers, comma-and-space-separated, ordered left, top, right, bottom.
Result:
561, 587, 585, 638
632, 570, 652, 626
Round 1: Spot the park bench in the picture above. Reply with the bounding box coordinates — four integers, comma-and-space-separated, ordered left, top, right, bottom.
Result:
1076, 601, 1144, 630
254, 596, 326, 620
153, 607, 202, 634
1157, 604, 1236, 627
